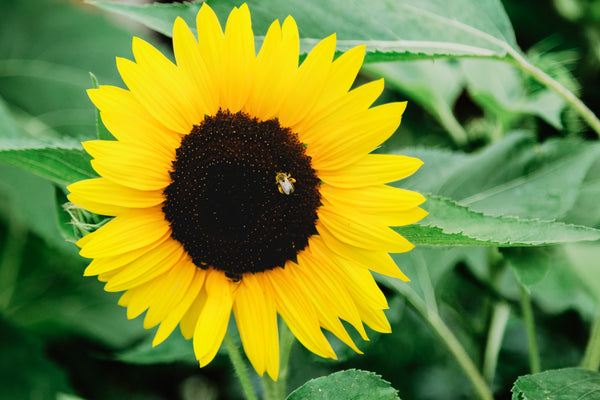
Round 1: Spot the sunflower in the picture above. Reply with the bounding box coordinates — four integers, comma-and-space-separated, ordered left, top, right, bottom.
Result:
67, 3, 427, 380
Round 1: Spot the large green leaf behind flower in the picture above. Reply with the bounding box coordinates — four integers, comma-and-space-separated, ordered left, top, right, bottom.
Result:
89, 0, 518, 60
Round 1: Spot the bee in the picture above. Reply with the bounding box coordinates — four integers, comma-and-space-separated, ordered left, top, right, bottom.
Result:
275, 172, 296, 195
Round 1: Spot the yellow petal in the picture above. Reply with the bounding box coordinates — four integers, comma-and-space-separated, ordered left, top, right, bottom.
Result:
195, 3, 224, 107
179, 284, 208, 340
123, 36, 205, 132
87, 85, 137, 114
318, 154, 423, 188
83, 140, 172, 191
379, 207, 429, 227
193, 270, 236, 366
233, 273, 279, 379
104, 238, 184, 292
300, 239, 369, 338
332, 257, 389, 313
356, 302, 392, 333
121, 255, 192, 321
316, 224, 409, 281
317, 205, 414, 253
329, 198, 428, 227
144, 256, 197, 329
319, 183, 425, 213
99, 109, 182, 156
116, 59, 180, 134
244, 17, 299, 121
293, 251, 364, 351
309, 235, 389, 310
305, 45, 365, 120
67, 178, 164, 209
88, 86, 182, 153
118, 290, 132, 307
97, 268, 120, 283
220, 4, 254, 112
308, 102, 406, 171
66, 195, 126, 216
124, 277, 160, 320
254, 273, 281, 380
277, 34, 336, 127
265, 266, 336, 359
153, 267, 207, 346
295, 79, 384, 141
83, 233, 169, 276
78, 206, 170, 258
172, 17, 218, 116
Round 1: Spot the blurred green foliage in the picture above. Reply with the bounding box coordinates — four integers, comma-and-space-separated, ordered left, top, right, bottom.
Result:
1, 0, 600, 399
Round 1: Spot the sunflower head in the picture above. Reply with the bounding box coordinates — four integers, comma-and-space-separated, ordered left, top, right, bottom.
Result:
67, 3, 426, 380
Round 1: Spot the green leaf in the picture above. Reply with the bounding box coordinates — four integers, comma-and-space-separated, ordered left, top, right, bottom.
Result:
0, 0, 137, 185
388, 247, 488, 318
562, 242, 600, 304
365, 58, 567, 145
0, 138, 95, 186
487, 242, 600, 317
56, 188, 110, 244
364, 60, 468, 145
287, 369, 399, 400
115, 331, 196, 365
87, 0, 202, 39
88, 0, 518, 61
0, 0, 147, 141
0, 97, 21, 138
85, 0, 599, 138
0, 59, 96, 140
0, 318, 73, 400
0, 163, 75, 251
398, 195, 600, 246
502, 247, 552, 287
398, 132, 600, 221
459, 139, 597, 218
0, 94, 95, 185
0, 166, 143, 348
564, 156, 600, 228
501, 242, 600, 315
89, 73, 114, 141
461, 59, 566, 129
3, 232, 146, 348
520, 243, 600, 317
511, 368, 600, 400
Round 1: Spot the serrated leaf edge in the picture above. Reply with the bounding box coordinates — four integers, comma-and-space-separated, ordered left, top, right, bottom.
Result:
420, 195, 600, 245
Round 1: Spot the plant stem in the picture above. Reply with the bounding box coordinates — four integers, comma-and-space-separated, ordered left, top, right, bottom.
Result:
413, 252, 438, 314
223, 332, 258, 400
507, 48, 600, 138
437, 106, 469, 147
520, 285, 541, 374
482, 302, 510, 384
261, 374, 279, 400
262, 322, 295, 400
582, 311, 600, 371
383, 277, 493, 400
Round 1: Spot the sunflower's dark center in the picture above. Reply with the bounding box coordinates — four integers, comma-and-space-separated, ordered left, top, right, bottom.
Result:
162, 110, 320, 280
